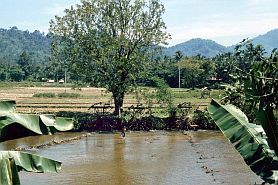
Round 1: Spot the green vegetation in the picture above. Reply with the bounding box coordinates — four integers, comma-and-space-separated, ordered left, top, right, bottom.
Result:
208, 100, 278, 184
0, 27, 54, 82
0, 100, 74, 184
0, 26, 277, 100
0, 27, 51, 65
0, 100, 74, 141
50, 0, 170, 116
208, 40, 278, 184
0, 26, 278, 68
57, 92, 81, 98
166, 38, 229, 57
33, 92, 81, 98
179, 56, 215, 89
33, 92, 56, 98
1, 0, 278, 184
0, 151, 61, 185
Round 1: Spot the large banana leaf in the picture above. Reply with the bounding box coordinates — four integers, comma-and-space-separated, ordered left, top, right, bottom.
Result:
0, 100, 70, 184
0, 113, 45, 135
208, 99, 278, 184
0, 100, 74, 141
0, 157, 20, 185
40, 115, 74, 131
0, 151, 61, 185
54, 117, 75, 131
0, 101, 16, 113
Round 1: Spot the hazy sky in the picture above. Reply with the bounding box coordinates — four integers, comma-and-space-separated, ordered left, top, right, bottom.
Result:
1, 0, 278, 46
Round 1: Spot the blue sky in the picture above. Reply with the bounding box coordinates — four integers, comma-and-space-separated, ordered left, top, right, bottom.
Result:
0, 0, 278, 46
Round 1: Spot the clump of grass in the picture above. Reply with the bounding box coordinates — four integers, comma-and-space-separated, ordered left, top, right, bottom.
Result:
173, 88, 223, 99
57, 92, 81, 98
173, 89, 200, 99
0, 82, 11, 89
33, 92, 56, 98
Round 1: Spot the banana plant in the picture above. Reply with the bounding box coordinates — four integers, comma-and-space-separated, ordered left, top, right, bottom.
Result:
0, 100, 16, 112
0, 151, 61, 185
208, 99, 278, 184
208, 42, 278, 184
0, 100, 74, 184
0, 100, 74, 141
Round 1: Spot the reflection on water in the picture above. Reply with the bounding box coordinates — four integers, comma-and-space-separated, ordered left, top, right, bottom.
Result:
3, 131, 263, 185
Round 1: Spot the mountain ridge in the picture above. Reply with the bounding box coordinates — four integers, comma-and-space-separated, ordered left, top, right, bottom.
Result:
164, 38, 229, 57
164, 28, 278, 57
0, 27, 277, 63
253, 29, 278, 53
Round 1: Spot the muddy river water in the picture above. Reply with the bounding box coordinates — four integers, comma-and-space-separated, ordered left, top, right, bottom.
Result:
1, 131, 263, 185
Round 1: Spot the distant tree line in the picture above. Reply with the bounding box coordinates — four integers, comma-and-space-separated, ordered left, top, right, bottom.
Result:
0, 40, 272, 91
0, 50, 66, 82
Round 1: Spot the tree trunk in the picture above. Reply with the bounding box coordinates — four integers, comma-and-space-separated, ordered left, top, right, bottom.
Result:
113, 91, 124, 117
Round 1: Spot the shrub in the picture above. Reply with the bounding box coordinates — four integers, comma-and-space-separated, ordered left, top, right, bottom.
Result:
33, 92, 56, 98
192, 109, 216, 130
57, 92, 81, 98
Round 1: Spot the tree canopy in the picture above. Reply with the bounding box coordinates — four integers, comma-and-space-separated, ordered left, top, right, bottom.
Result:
49, 0, 170, 115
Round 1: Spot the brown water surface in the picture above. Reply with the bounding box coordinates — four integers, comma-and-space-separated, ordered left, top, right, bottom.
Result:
1, 131, 263, 185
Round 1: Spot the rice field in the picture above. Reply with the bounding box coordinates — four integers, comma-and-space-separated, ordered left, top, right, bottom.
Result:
0, 85, 222, 113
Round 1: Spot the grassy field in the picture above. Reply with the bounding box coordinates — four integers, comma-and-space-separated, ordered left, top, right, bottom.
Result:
0, 82, 223, 113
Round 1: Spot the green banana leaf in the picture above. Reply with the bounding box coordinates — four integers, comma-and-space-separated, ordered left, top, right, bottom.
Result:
0, 151, 61, 185
54, 117, 75, 131
0, 113, 45, 135
0, 101, 16, 113
0, 157, 20, 185
208, 99, 278, 184
39, 115, 74, 131
0, 100, 70, 184
0, 100, 74, 141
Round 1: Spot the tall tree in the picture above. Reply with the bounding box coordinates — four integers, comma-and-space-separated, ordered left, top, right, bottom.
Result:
50, 0, 170, 116
179, 56, 215, 89
17, 51, 32, 80
0, 61, 7, 81
213, 52, 234, 83
146, 55, 178, 87
9, 65, 24, 82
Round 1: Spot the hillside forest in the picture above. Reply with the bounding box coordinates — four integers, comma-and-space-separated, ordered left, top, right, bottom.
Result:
0, 26, 277, 89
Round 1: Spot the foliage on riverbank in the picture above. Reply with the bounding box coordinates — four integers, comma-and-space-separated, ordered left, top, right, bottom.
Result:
56, 107, 216, 132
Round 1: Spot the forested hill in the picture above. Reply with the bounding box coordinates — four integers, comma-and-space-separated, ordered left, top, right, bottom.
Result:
164, 28, 278, 57
0, 27, 51, 64
253, 29, 278, 54
0, 27, 277, 64
165, 38, 229, 57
